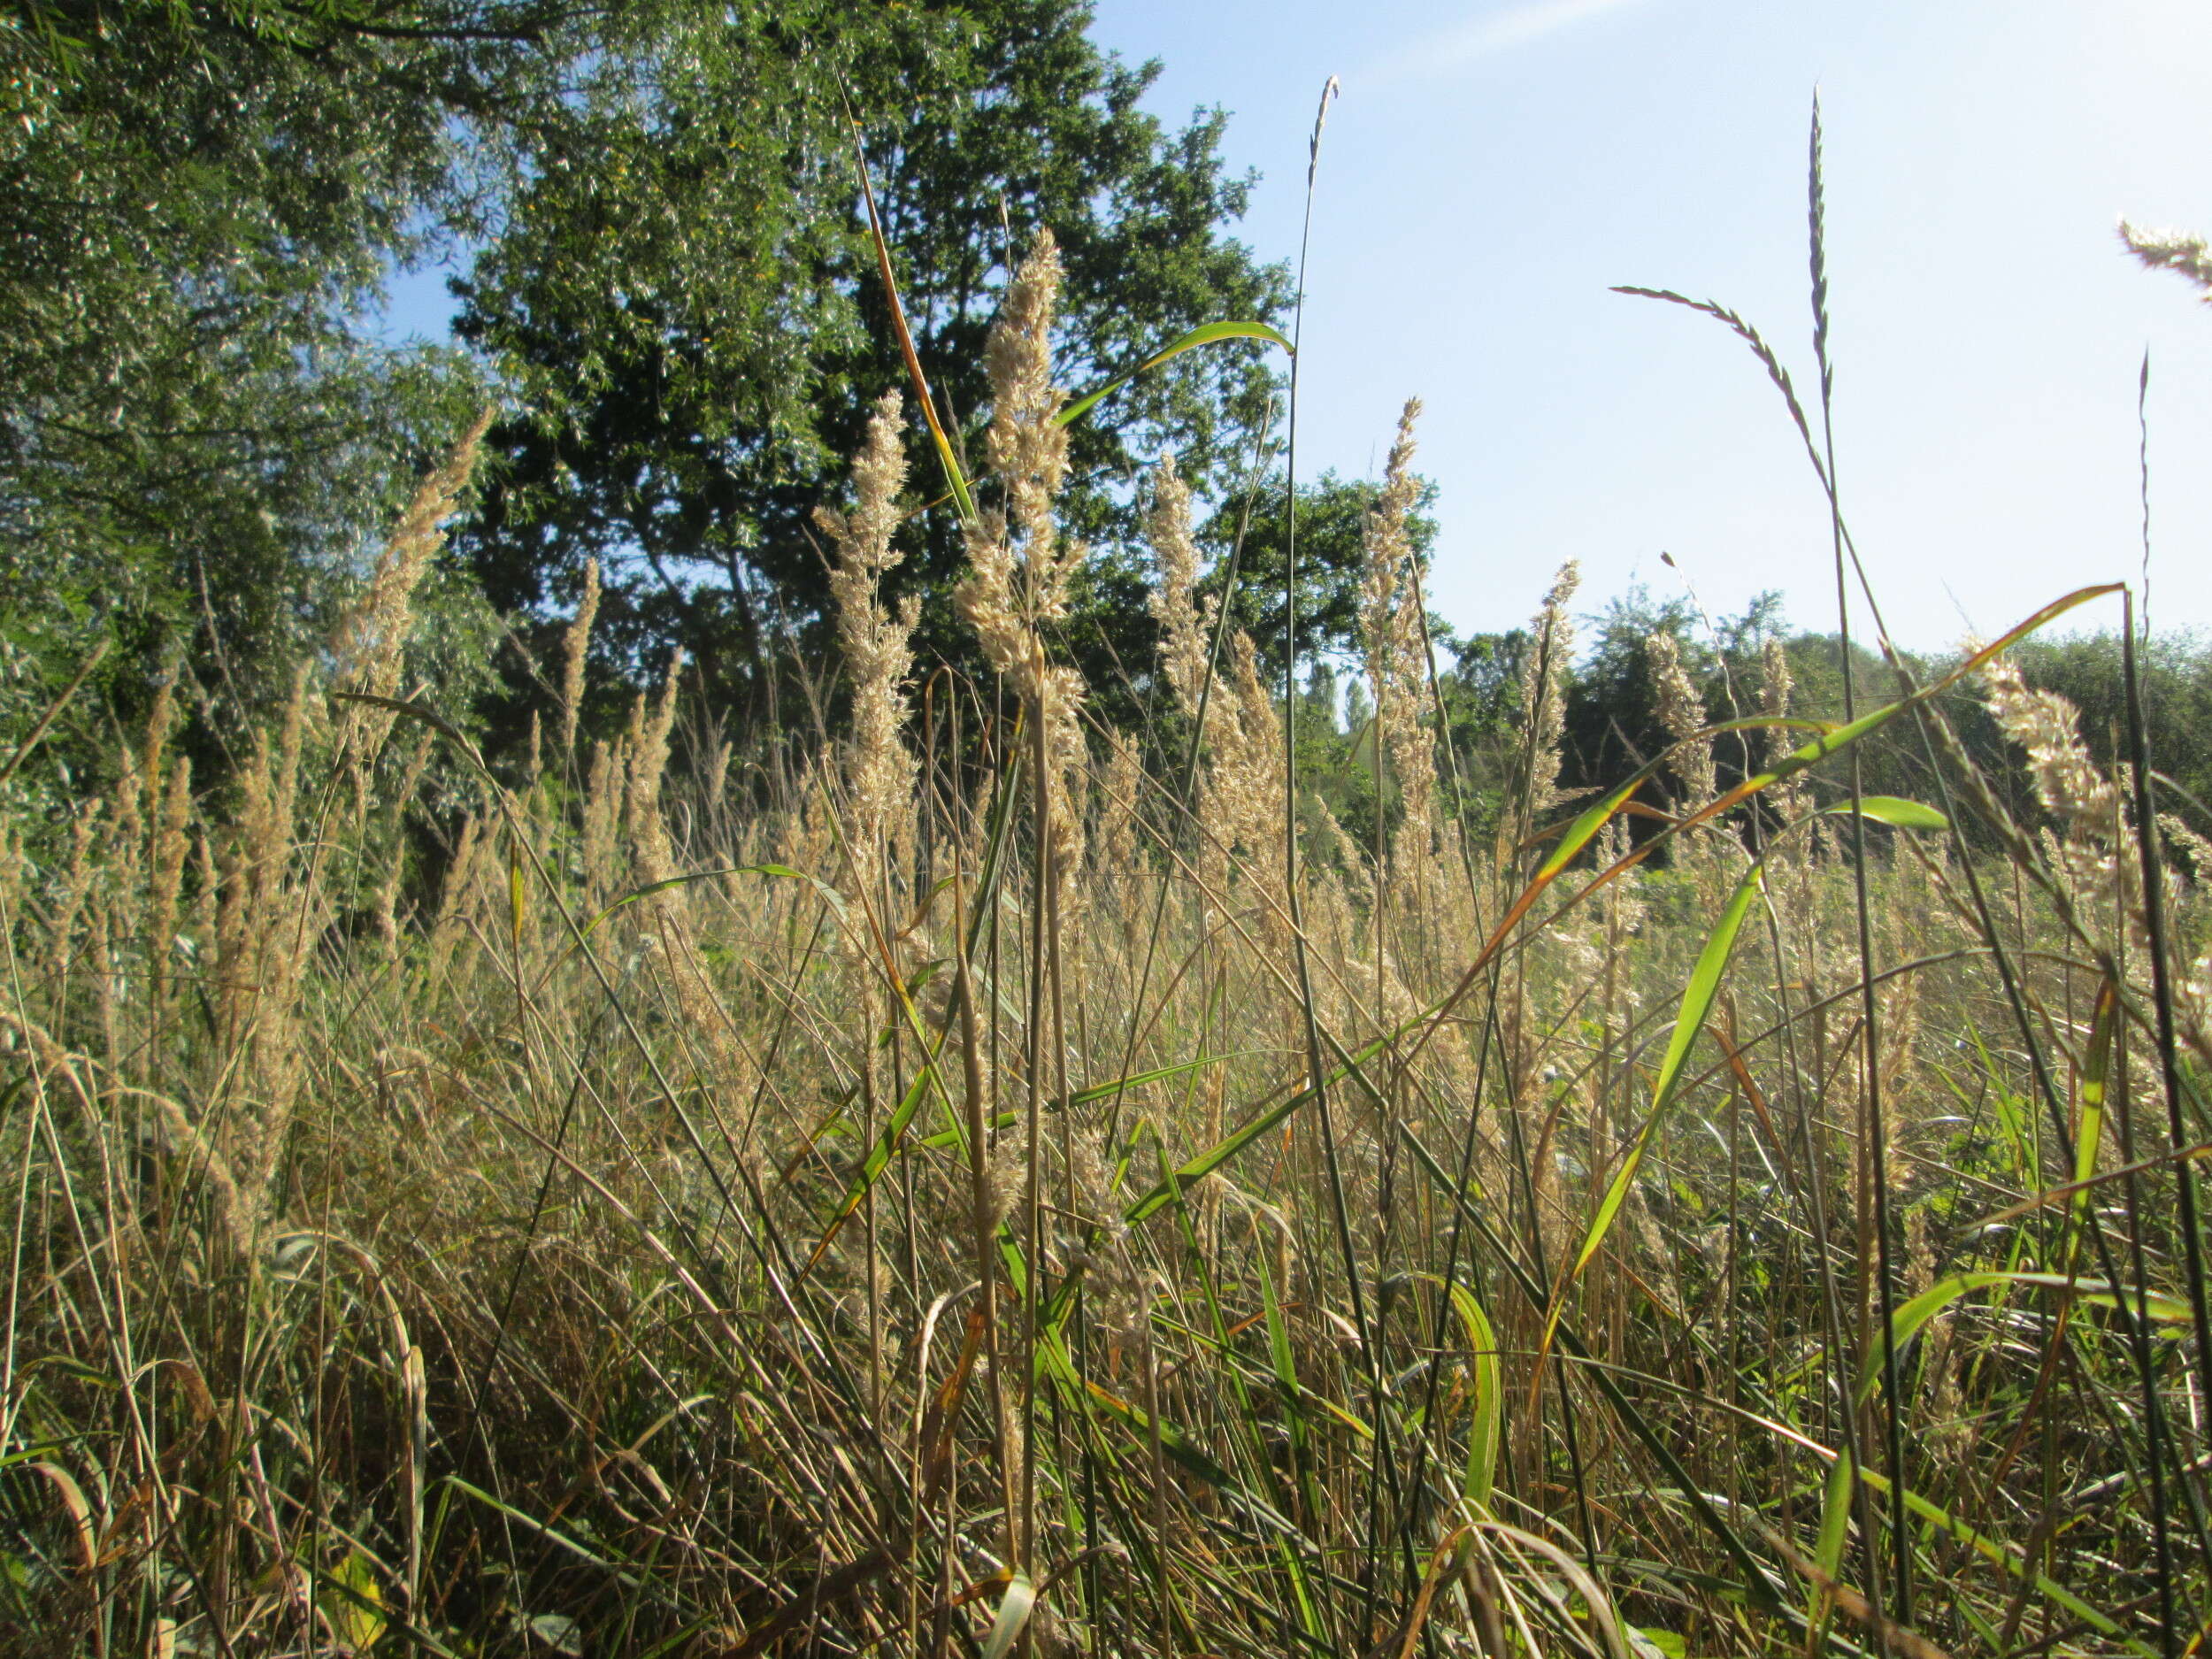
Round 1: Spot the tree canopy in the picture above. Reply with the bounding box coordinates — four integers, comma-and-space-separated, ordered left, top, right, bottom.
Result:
452, 0, 1290, 735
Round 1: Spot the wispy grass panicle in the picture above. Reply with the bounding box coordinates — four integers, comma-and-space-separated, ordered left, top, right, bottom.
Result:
958, 231, 1087, 886
1146, 453, 1210, 718
2119, 219, 2212, 301
1222, 629, 1290, 935
1649, 630, 1715, 811
818, 388, 918, 864
626, 649, 686, 872
1360, 398, 1436, 875
557, 556, 601, 757
959, 230, 1079, 679
331, 405, 495, 703
1516, 560, 1580, 836
1978, 651, 2123, 843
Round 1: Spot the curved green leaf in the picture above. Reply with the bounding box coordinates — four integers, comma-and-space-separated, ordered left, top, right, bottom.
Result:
1820, 795, 1948, 830
1812, 1452, 1855, 1603
979, 1573, 1034, 1659
1564, 862, 1766, 1288
1859, 1269, 2189, 1409
1431, 1277, 1502, 1513
1055, 320, 1294, 429
2070, 979, 2120, 1248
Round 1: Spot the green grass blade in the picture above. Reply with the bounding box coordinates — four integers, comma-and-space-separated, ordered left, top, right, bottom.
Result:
2071, 978, 2120, 1246
1812, 1452, 1855, 1594
1433, 1277, 1502, 1513
1565, 863, 1766, 1287
1858, 1270, 2189, 1409
1819, 795, 1949, 830
1120, 1032, 1394, 1225
1055, 320, 1293, 429
979, 1572, 1034, 1659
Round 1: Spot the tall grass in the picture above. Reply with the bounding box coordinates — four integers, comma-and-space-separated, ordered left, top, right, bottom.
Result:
6, 119, 2212, 1659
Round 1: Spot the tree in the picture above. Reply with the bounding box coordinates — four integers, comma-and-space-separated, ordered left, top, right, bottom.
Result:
1191, 469, 1440, 689
1558, 585, 1711, 799
452, 0, 1292, 741
0, 0, 562, 754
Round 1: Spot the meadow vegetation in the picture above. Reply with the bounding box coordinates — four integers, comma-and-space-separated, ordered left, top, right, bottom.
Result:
9, 12, 2212, 1655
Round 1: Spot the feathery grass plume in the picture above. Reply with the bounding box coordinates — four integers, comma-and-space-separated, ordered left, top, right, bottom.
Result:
1759, 637, 1803, 808
817, 390, 919, 1407
1221, 629, 1291, 943
1516, 560, 1580, 833
138, 666, 174, 831
955, 234, 1097, 1575
1095, 728, 1144, 880
360, 725, 434, 958
1964, 650, 2212, 1081
1313, 795, 1365, 883
2162, 812, 2212, 883
2119, 219, 2212, 300
701, 733, 731, 818
621, 649, 749, 1100
956, 230, 1087, 887
49, 803, 98, 979
1756, 634, 1827, 956
1146, 453, 1210, 715
145, 755, 192, 1026
1875, 875, 1928, 1194
1650, 627, 1730, 908
580, 736, 621, 902
1146, 451, 1241, 897
425, 812, 485, 987
523, 708, 542, 788
323, 406, 494, 840
818, 389, 918, 868
627, 652, 685, 855
1360, 399, 1436, 877
557, 556, 601, 757
1978, 649, 2124, 908
1648, 630, 1715, 811
331, 405, 495, 704
209, 669, 326, 1235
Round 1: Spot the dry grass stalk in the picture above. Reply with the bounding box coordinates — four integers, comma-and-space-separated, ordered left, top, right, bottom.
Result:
558, 555, 602, 757
956, 231, 1087, 891
1360, 398, 1436, 886
1649, 630, 1715, 811
1513, 560, 1579, 849
818, 388, 918, 889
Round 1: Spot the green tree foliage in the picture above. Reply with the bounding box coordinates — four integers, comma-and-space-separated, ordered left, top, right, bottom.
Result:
1196, 469, 1439, 686
452, 0, 1291, 735
1938, 628, 2212, 836
0, 0, 545, 741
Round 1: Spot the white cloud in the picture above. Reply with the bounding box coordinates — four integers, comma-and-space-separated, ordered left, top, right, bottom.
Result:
1362, 0, 1656, 86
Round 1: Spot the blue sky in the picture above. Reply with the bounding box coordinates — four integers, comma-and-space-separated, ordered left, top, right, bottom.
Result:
380, 1, 2212, 652
1085, 0, 2212, 650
